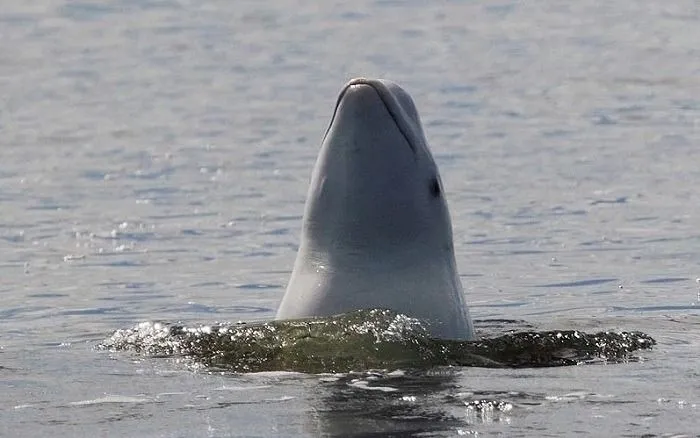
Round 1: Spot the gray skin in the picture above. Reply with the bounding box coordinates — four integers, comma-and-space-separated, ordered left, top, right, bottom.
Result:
276, 78, 474, 340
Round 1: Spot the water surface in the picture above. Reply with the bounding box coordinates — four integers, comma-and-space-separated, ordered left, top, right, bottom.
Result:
2, 0, 699, 436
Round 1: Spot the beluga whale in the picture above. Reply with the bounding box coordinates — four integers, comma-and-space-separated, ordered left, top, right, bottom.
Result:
276, 78, 474, 340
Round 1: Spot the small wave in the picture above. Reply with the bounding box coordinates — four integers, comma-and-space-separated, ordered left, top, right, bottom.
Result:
100, 309, 655, 374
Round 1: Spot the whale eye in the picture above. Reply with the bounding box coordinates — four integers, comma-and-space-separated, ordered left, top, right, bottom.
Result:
430, 177, 441, 198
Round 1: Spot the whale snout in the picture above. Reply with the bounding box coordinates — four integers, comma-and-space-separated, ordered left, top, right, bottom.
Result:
324, 78, 418, 154
336, 82, 387, 117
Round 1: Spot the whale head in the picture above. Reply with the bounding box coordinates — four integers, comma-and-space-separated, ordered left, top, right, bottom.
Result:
303, 78, 454, 252
277, 78, 473, 340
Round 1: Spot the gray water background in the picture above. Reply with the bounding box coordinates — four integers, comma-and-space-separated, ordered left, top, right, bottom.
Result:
2, 0, 700, 436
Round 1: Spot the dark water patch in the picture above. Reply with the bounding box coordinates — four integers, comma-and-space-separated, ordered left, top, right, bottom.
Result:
0, 306, 54, 320
629, 216, 660, 222
671, 98, 700, 110
590, 196, 628, 206
0, 234, 26, 243
536, 278, 617, 288
180, 229, 202, 236
86, 260, 145, 268
591, 112, 617, 125
578, 246, 637, 253
512, 207, 540, 219
26, 203, 76, 211
501, 110, 524, 119
101, 310, 655, 374
26, 293, 69, 298
640, 277, 689, 284
313, 370, 469, 436
189, 281, 227, 288
0, 13, 37, 25
548, 206, 587, 216
541, 129, 575, 138
639, 237, 689, 244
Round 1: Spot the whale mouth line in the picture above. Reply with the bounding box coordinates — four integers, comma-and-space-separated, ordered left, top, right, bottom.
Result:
322, 78, 417, 154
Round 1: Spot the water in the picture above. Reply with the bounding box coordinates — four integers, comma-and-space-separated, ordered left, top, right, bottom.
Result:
1, 0, 699, 436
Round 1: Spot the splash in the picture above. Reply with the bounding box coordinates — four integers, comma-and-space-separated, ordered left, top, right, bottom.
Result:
101, 309, 655, 373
